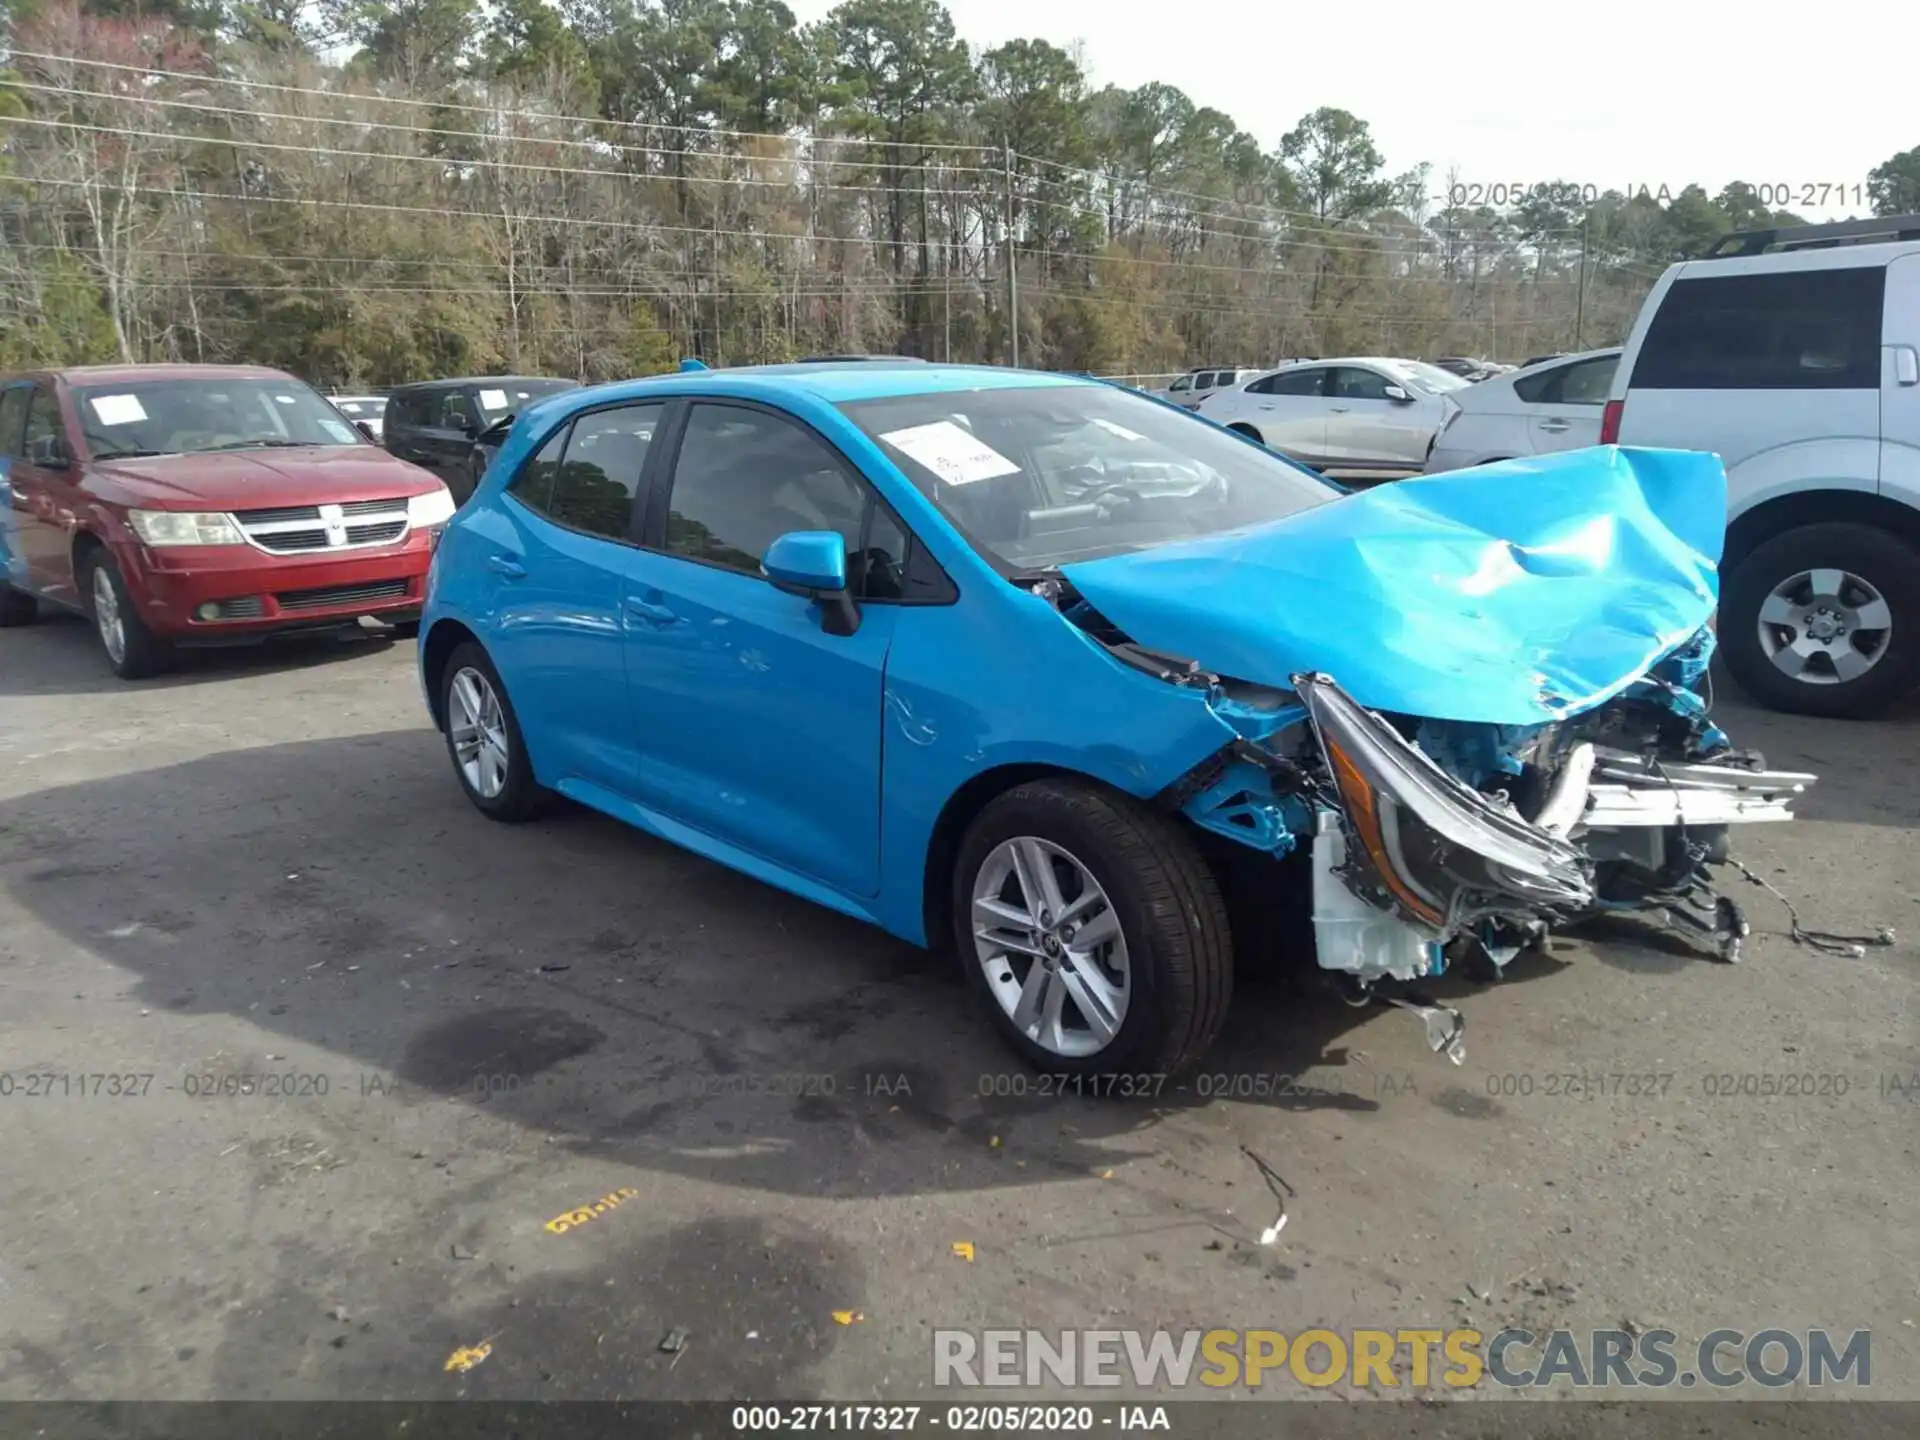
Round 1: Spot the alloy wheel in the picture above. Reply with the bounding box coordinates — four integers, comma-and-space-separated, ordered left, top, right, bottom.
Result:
1757, 567, 1892, 685
448, 665, 511, 799
91, 564, 126, 667
971, 835, 1130, 1059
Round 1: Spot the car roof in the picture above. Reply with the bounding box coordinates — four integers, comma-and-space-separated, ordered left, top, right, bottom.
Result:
543, 362, 1091, 410
391, 375, 578, 392
34, 363, 296, 386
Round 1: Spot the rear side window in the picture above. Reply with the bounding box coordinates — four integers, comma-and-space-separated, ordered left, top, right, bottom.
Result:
0, 387, 30, 455
507, 424, 568, 516
388, 391, 426, 428
1513, 355, 1619, 406
1633, 267, 1885, 389
551, 403, 660, 537
1252, 369, 1325, 397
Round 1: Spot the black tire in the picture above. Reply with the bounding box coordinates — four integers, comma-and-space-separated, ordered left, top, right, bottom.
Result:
1720, 522, 1920, 718
0, 584, 41, 626
951, 779, 1233, 1080
438, 641, 551, 821
77, 548, 174, 679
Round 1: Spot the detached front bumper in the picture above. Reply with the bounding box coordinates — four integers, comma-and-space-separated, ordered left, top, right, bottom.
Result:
1294, 673, 1815, 985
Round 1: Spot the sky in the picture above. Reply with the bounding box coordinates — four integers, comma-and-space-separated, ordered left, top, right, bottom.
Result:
788, 0, 1906, 222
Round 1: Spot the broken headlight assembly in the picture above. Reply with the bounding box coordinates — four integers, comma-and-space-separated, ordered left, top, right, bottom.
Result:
1294, 673, 1595, 936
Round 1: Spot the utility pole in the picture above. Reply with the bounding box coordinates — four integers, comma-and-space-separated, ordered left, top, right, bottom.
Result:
1574, 213, 1590, 350
1003, 140, 1019, 368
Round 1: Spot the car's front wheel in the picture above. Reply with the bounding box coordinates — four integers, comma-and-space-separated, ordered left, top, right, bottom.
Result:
79, 548, 173, 679
1720, 522, 1920, 718
439, 641, 551, 821
953, 779, 1233, 1079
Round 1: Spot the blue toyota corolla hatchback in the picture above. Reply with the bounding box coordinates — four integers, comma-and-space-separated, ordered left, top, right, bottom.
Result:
419, 361, 1810, 1078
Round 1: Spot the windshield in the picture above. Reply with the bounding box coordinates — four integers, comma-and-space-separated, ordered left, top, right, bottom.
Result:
839, 384, 1341, 570
475, 380, 577, 421
75, 379, 364, 459
1394, 361, 1473, 394
331, 397, 387, 419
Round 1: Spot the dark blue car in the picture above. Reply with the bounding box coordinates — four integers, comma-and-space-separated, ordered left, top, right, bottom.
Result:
416, 361, 1810, 1078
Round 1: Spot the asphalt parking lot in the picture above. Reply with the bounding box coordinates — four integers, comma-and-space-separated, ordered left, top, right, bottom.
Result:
1, 615, 1917, 1414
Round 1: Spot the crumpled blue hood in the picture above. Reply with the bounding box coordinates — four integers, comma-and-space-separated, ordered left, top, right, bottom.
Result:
1060, 446, 1724, 725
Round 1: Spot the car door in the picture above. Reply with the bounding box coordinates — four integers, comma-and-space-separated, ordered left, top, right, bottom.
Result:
424, 389, 482, 490
1882, 253, 1920, 496
1242, 367, 1330, 461
1323, 365, 1416, 464
1515, 353, 1619, 454
0, 383, 32, 592
13, 384, 82, 605
619, 399, 899, 898
478, 402, 666, 797
1164, 374, 1194, 407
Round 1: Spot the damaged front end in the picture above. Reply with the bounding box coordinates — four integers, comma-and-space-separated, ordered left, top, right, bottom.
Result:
1158, 636, 1815, 1063
1048, 448, 1821, 1062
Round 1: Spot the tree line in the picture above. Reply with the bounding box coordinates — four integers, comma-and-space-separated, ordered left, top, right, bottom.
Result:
2, 0, 1917, 386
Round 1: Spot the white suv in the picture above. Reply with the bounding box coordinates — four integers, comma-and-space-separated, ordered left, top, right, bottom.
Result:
1163, 367, 1260, 410
1605, 212, 1920, 717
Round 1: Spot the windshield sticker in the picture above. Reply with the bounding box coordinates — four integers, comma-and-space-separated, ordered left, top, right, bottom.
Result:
319, 419, 355, 443
275, 394, 298, 404
478, 388, 509, 410
89, 394, 147, 426
1091, 417, 1147, 442
879, 420, 1021, 487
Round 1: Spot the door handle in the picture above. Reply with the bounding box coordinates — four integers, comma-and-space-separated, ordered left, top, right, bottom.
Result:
1328, 406, 1350, 414
486, 555, 526, 579
1537, 419, 1572, 432
624, 595, 678, 627
1897, 346, 1920, 386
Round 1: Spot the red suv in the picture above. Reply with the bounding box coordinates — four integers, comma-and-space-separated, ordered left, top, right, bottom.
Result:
0, 364, 453, 678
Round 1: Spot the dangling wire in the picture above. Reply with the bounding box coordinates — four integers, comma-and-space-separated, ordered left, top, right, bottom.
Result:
1725, 857, 1896, 958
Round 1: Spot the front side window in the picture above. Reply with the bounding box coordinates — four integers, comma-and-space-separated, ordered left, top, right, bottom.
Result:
438, 392, 478, 431
841, 383, 1338, 570
23, 388, 63, 458
664, 404, 868, 576
1633, 266, 1885, 390
1167, 376, 1191, 393
72, 378, 361, 459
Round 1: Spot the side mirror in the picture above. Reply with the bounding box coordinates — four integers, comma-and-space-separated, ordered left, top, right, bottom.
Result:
28, 434, 68, 468
353, 420, 378, 442
763, 530, 859, 636
1382, 384, 1413, 403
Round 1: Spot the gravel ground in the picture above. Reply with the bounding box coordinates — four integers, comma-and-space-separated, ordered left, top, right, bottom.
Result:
1, 615, 1915, 1416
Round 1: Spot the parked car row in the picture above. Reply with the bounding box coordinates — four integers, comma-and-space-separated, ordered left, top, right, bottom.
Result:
1194, 356, 1472, 474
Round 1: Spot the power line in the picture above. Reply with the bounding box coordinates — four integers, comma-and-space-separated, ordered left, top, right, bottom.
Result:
4, 49, 1001, 154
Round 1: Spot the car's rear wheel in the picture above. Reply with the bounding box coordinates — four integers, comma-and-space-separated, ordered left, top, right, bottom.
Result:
0, 584, 41, 626
439, 641, 551, 820
953, 779, 1233, 1080
79, 548, 173, 679
1226, 423, 1264, 445
1721, 522, 1920, 718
